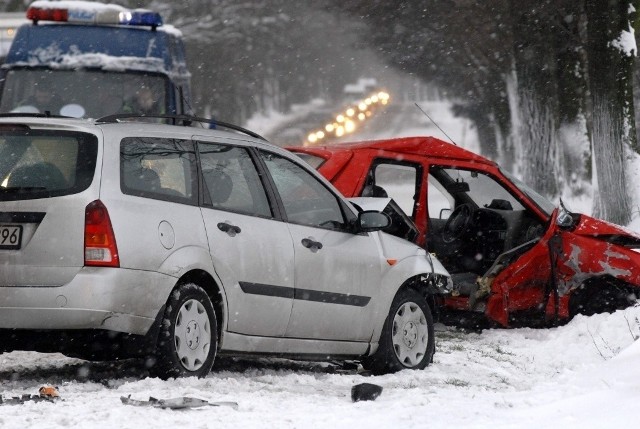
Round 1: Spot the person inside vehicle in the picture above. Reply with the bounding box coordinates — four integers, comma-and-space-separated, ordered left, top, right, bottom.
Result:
122, 86, 162, 115
18, 86, 64, 114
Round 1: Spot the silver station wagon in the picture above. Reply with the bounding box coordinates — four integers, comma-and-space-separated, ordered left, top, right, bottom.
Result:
0, 114, 451, 378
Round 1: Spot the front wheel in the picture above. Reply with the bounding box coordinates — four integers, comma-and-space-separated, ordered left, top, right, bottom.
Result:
150, 283, 217, 379
363, 288, 435, 374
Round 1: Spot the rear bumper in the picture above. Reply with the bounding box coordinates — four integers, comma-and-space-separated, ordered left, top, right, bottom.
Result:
0, 266, 176, 335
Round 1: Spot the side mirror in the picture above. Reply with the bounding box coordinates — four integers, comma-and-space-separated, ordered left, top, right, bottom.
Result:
556, 199, 579, 230
357, 210, 390, 232
439, 208, 452, 219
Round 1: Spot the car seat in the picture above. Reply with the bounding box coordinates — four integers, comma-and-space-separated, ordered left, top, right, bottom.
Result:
203, 169, 233, 205
362, 184, 388, 198
8, 162, 67, 190
127, 167, 162, 193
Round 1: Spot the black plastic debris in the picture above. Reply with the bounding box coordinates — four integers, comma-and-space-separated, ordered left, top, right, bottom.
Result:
0, 394, 57, 405
121, 395, 238, 410
351, 383, 383, 402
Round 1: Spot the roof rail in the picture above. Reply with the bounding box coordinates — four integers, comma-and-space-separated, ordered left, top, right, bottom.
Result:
0, 112, 65, 119
95, 114, 267, 141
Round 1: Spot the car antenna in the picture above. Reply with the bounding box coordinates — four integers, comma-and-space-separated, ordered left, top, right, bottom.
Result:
414, 102, 457, 146
559, 197, 574, 214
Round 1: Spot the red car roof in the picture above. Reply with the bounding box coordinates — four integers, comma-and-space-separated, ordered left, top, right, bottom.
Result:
293, 136, 494, 166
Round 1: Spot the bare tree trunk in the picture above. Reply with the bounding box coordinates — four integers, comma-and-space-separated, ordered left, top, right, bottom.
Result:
503, 68, 519, 171
591, 95, 633, 222
517, 86, 560, 197
585, 0, 637, 224
509, 0, 561, 198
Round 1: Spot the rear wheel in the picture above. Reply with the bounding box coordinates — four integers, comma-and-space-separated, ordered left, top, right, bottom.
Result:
569, 279, 637, 318
363, 288, 435, 374
150, 283, 217, 379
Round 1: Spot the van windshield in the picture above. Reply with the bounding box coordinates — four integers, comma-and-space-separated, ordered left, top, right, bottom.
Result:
0, 129, 98, 201
0, 69, 168, 118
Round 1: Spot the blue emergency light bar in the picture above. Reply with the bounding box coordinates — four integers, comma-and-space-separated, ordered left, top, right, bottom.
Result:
120, 11, 163, 27
26, 1, 162, 28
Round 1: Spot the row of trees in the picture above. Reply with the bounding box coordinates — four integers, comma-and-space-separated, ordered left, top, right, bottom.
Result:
145, 0, 366, 123
2, 0, 637, 222
330, 0, 640, 224
138, 0, 640, 224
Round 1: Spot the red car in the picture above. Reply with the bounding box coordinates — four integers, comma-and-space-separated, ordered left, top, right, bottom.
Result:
289, 137, 640, 328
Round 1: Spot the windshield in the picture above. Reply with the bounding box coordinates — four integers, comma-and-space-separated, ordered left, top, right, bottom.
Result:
0, 69, 168, 118
501, 169, 555, 216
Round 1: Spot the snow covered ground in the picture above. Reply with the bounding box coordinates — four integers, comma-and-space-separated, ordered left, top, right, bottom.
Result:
1, 308, 639, 428
2, 99, 640, 428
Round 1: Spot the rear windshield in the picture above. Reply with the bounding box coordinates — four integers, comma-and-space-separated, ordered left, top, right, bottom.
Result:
0, 128, 98, 201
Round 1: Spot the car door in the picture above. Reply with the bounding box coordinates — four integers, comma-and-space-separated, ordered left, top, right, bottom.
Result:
196, 138, 294, 337
258, 149, 383, 342
426, 163, 553, 322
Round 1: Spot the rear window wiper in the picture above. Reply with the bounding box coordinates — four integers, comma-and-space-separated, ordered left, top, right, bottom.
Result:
0, 186, 47, 193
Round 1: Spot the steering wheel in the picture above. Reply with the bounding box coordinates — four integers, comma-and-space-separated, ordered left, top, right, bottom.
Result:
442, 204, 473, 243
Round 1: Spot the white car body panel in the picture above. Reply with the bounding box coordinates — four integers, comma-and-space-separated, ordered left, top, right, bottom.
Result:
0, 117, 452, 364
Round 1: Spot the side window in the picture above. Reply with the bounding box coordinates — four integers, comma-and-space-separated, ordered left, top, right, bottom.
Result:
363, 161, 420, 218
295, 152, 326, 169
120, 137, 197, 204
442, 168, 524, 210
199, 143, 271, 218
428, 166, 526, 215
428, 173, 455, 219
259, 150, 347, 229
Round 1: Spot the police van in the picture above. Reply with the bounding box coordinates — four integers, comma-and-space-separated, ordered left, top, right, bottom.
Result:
0, 1, 191, 118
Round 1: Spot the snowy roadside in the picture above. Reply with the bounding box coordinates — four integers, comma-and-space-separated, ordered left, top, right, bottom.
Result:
2, 100, 639, 428
0, 306, 638, 429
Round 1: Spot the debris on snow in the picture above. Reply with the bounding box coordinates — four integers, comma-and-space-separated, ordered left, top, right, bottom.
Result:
0, 385, 61, 405
38, 384, 60, 398
351, 383, 383, 402
120, 395, 238, 410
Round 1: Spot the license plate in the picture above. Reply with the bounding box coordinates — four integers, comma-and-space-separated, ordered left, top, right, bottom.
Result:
0, 225, 22, 249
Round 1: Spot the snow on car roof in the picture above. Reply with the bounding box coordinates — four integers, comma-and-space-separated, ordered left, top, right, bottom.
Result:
11, 51, 168, 74
30, 0, 127, 13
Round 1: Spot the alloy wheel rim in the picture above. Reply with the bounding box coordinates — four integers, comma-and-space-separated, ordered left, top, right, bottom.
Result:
174, 298, 211, 371
391, 301, 428, 367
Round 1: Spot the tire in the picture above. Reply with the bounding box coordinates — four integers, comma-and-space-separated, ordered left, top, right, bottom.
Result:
569, 280, 636, 318
150, 283, 217, 379
363, 288, 435, 374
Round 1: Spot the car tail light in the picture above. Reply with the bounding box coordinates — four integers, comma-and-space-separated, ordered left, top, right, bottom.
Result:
84, 200, 119, 267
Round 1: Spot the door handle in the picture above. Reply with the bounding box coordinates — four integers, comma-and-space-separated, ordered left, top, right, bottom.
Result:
217, 222, 241, 235
301, 237, 323, 250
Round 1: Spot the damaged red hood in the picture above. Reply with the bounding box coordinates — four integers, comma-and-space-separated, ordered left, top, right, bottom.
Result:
572, 214, 640, 241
